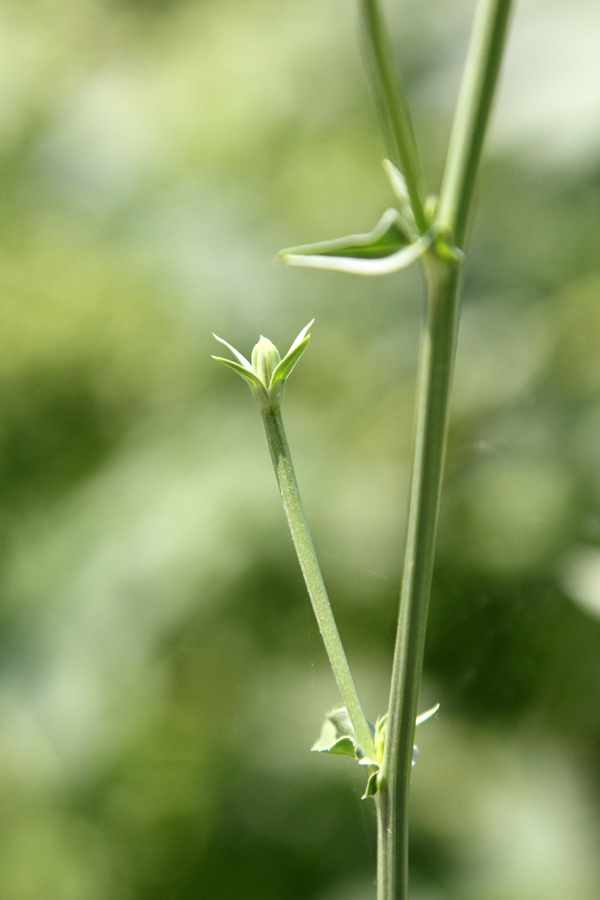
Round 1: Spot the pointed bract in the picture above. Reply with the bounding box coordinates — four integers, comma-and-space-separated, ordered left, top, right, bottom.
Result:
271, 336, 310, 387
286, 319, 315, 355
212, 334, 253, 370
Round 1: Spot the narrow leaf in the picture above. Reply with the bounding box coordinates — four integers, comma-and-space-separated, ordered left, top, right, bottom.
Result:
212, 356, 269, 400
281, 232, 432, 277
277, 208, 413, 263
416, 703, 440, 726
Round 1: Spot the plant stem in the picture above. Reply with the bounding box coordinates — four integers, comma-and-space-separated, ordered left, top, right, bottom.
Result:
437, 0, 514, 248
359, 0, 428, 234
261, 406, 377, 763
378, 253, 461, 900
376, 2, 514, 899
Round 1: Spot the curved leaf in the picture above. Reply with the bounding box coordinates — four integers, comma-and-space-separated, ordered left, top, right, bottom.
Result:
281, 231, 432, 276
416, 703, 440, 726
277, 208, 413, 263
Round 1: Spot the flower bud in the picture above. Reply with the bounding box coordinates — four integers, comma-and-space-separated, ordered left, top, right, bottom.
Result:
213, 321, 312, 412
252, 336, 281, 388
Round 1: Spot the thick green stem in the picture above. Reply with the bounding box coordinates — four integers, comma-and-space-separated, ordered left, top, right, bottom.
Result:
261, 406, 377, 763
373, 2, 514, 898
378, 255, 461, 900
359, 0, 428, 233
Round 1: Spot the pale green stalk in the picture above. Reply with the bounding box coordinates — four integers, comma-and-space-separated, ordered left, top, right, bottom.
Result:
369, 2, 514, 899
261, 405, 377, 764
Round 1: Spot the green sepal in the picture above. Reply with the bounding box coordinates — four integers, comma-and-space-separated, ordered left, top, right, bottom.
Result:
212, 334, 252, 369
271, 336, 309, 386
271, 320, 313, 383
211, 355, 270, 402
267, 320, 313, 407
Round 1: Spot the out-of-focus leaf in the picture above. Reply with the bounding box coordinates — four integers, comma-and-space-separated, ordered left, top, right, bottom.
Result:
278, 208, 413, 261
312, 707, 363, 759
278, 228, 431, 276
416, 703, 440, 726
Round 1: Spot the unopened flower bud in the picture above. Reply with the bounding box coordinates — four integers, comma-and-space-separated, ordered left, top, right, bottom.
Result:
213, 321, 313, 412
252, 336, 281, 388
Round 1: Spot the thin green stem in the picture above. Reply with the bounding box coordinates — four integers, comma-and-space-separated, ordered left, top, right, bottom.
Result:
261, 406, 377, 763
359, 0, 428, 234
437, 0, 514, 247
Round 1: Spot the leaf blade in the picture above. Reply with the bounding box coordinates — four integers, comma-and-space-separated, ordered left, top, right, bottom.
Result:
280, 232, 431, 276
277, 209, 414, 263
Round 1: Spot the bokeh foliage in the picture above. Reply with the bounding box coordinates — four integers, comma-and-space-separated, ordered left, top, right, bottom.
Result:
1, 0, 600, 898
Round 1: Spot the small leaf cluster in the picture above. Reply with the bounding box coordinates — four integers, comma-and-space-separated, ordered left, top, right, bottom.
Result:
212, 321, 313, 411
312, 704, 439, 799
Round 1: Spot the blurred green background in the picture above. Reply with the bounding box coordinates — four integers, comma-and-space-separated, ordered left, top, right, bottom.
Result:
1, 0, 600, 898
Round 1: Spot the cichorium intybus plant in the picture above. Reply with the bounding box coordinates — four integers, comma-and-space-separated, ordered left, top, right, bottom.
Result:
213, 1, 514, 898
